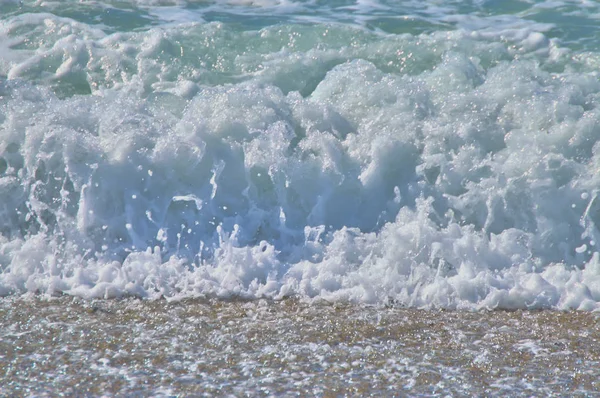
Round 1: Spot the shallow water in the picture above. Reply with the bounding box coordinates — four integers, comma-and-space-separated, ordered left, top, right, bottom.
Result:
2, 297, 600, 396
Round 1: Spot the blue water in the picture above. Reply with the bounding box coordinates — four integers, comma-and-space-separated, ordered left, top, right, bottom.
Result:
1, 0, 600, 309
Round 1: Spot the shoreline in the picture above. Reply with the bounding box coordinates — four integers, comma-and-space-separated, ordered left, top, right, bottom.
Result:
2, 296, 599, 396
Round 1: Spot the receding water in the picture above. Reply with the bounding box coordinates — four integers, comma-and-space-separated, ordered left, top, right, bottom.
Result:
2, 297, 600, 396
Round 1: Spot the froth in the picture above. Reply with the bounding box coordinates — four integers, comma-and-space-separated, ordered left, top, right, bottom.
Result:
2, 6, 600, 309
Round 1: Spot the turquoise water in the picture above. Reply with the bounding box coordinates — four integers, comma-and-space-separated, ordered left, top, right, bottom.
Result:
1, 0, 600, 309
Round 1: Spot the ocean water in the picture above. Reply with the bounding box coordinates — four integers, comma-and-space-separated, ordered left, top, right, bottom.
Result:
1, 0, 600, 310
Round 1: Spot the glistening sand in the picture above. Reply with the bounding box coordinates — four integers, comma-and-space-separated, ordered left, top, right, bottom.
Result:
2, 297, 599, 396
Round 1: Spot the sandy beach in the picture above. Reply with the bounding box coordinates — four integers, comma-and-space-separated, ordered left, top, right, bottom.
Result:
2, 297, 599, 396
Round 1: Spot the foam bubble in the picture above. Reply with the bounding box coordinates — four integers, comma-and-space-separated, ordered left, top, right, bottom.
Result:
2, 1, 600, 309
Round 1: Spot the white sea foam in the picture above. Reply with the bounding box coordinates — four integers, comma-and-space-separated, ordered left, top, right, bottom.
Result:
1, 1, 600, 309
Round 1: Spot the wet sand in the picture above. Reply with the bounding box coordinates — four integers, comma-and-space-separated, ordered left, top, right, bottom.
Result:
1, 297, 599, 396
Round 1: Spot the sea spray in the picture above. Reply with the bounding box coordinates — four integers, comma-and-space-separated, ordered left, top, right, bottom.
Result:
1, 1, 600, 309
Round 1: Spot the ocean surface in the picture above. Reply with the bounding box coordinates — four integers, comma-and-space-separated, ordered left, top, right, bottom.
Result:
2, 0, 600, 395
2, 0, 600, 310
